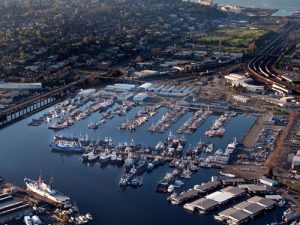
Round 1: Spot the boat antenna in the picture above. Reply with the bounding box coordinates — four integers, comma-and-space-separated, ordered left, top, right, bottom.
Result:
38, 170, 42, 184
50, 177, 53, 189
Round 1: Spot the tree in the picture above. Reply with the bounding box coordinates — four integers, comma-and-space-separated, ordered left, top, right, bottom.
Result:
266, 167, 274, 179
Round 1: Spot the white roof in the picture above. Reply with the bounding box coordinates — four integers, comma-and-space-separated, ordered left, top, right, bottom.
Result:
224, 73, 246, 81
206, 191, 234, 203
0, 82, 43, 90
139, 83, 153, 89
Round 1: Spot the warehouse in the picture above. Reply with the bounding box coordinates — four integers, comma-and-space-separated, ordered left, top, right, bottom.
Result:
0, 82, 43, 90
215, 207, 251, 225
133, 93, 148, 102
185, 186, 245, 214
139, 83, 153, 90
247, 196, 276, 209
215, 196, 276, 225
183, 198, 219, 213
259, 177, 278, 187
117, 92, 133, 101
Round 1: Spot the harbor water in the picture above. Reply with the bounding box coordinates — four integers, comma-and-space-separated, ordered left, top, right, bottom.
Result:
214, 0, 300, 16
0, 105, 284, 225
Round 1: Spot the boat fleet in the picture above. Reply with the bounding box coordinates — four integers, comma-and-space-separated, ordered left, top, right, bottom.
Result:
204, 112, 237, 138
119, 104, 160, 131
148, 107, 187, 133
88, 101, 135, 130
177, 109, 212, 134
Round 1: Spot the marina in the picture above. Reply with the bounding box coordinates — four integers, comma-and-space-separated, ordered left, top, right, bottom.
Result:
0, 86, 287, 225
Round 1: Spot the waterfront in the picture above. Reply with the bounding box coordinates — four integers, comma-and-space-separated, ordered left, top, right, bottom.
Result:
0, 104, 284, 225
214, 0, 300, 16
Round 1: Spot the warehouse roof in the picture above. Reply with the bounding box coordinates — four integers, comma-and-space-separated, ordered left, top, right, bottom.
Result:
192, 198, 218, 210
229, 210, 251, 222
206, 191, 233, 203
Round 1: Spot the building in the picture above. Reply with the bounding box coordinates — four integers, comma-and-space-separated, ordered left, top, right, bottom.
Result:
232, 95, 250, 104
117, 92, 133, 101
0, 82, 43, 90
133, 93, 148, 102
259, 177, 278, 187
139, 83, 153, 90
225, 74, 264, 93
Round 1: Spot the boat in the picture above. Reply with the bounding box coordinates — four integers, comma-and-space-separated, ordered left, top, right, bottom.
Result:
131, 177, 144, 187
86, 152, 99, 163
24, 216, 32, 225
205, 143, 214, 153
99, 154, 111, 164
278, 199, 286, 207
119, 176, 129, 187
173, 180, 184, 188
88, 122, 98, 130
50, 139, 85, 154
147, 163, 154, 172
116, 155, 124, 165
189, 164, 198, 172
110, 152, 117, 163
167, 184, 175, 193
78, 135, 91, 147
24, 177, 70, 204
124, 158, 135, 170
180, 169, 192, 179
215, 128, 225, 137
225, 138, 237, 154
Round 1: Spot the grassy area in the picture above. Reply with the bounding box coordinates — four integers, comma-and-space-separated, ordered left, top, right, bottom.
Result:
197, 27, 268, 53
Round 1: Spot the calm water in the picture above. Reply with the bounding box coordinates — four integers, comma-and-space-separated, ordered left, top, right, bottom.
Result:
0, 105, 283, 225
214, 0, 300, 16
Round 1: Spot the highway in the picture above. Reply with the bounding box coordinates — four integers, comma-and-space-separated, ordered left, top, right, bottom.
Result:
247, 23, 300, 94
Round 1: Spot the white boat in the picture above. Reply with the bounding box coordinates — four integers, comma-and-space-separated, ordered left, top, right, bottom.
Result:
206, 143, 214, 153
24, 216, 32, 225
167, 185, 175, 193
225, 138, 237, 154
24, 177, 70, 204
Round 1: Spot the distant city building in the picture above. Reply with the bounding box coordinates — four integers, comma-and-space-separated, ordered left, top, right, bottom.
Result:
0, 83, 42, 90
183, 0, 213, 7
224, 74, 264, 93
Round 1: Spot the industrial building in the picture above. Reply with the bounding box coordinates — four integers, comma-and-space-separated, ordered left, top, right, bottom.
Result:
170, 180, 221, 205
133, 93, 148, 102
0, 82, 43, 90
232, 95, 250, 104
105, 83, 136, 92
139, 83, 153, 90
117, 92, 134, 101
215, 196, 276, 225
183, 186, 245, 213
259, 177, 278, 187
0, 192, 32, 224
225, 74, 264, 93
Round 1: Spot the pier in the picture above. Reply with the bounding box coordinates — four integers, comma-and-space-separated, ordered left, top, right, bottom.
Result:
0, 92, 63, 129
